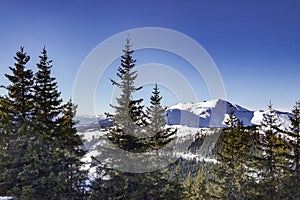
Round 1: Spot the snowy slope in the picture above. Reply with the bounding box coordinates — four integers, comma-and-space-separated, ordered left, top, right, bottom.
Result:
167, 99, 292, 128
76, 115, 113, 131
77, 99, 293, 176
76, 99, 292, 129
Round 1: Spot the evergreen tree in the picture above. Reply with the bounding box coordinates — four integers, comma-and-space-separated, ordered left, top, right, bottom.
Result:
192, 166, 208, 200
0, 95, 9, 195
30, 48, 87, 199
182, 172, 193, 200
55, 100, 87, 199
162, 165, 183, 200
215, 111, 248, 200
106, 38, 147, 153
285, 101, 300, 198
91, 39, 150, 199
25, 47, 65, 198
146, 84, 176, 151
289, 101, 300, 176
206, 162, 223, 200
91, 40, 182, 200
241, 125, 264, 199
258, 102, 290, 199
33, 47, 62, 128
4, 47, 34, 123
0, 47, 34, 197
0, 47, 87, 199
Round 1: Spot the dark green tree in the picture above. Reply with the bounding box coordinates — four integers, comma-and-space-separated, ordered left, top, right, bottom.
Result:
0, 47, 35, 197
0, 47, 87, 199
92, 39, 149, 199
27, 47, 65, 198
182, 172, 193, 200
33, 47, 62, 128
3, 47, 34, 124
0, 95, 9, 195
215, 111, 249, 200
146, 84, 176, 150
289, 101, 300, 176
258, 102, 290, 199
91, 40, 180, 200
106, 38, 147, 153
284, 101, 300, 198
192, 166, 209, 200
55, 100, 87, 199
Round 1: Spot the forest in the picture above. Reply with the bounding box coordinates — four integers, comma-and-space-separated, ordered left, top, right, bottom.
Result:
0, 41, 300, 200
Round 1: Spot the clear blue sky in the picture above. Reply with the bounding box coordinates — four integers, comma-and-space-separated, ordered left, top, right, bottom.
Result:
0, 0, 299, 114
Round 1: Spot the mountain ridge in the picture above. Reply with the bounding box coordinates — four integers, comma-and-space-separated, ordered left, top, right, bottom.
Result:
166, 99, 292, 129
76, 99, 293, 129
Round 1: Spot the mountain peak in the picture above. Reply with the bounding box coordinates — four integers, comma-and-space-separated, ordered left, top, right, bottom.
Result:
167, 99, 291, 128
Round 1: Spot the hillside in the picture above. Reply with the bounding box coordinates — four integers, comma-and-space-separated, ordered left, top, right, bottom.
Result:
77, 99, 292, 130
166, 99, 292, 129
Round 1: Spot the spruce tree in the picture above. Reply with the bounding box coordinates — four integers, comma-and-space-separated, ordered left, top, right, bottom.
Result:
33, 47, 62, 128
4, 47, 34, 124
55, 100, 87, 199
289, 101, 300, 175
182, 172, 193, 200
28, 47, 65, 198
285, 101, 300, 198
0, 47, 35, 197
107, 38, 147, 153
215, 111, 248, 200
91, 40, 180, 199
92, 39, 150, 199
146, 84, 176, 150
0, 95, 9, 195
258, 102, 290, 199
192, 166, 208, 200
0, 47, 87, 199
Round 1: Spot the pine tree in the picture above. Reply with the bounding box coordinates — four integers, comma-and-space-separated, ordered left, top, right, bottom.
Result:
215, 111, 248, 200
33, 47, 62, 128
5, 47, 34, 122
146, 84, 176, 151
206, 162, 223, 200
0, 47, 87, 199
182, 172, 194, 200
160, 163, 190, 199
91, 40, 180, 199
0, 47, 35, 197
106, 38, 147, 153
92, 39, 151, 199
284, 101, 300, 198
55, 100, 87, 199
192, 166, 208, 200
24, 47, 65, 198
258, 102, 290, 199
289, 101, 300, 175
0, 95, 9, 195
241, 125, 264, 199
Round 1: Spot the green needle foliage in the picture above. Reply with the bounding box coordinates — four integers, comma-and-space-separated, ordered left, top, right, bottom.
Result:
146, 84, 176, 151
215, 111, 249, 200
106, 38, 147, 153
0, 47, 87, 199
91, 40, 179, 199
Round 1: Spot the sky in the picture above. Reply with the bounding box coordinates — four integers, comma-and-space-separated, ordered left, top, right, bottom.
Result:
0, 0, 299, 115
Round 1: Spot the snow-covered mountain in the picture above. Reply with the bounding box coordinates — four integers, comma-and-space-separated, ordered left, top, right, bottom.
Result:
166, 99, 292, 129
76, 99, 293, 130
76, 115, 113, 131
77, 99, 293, 176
